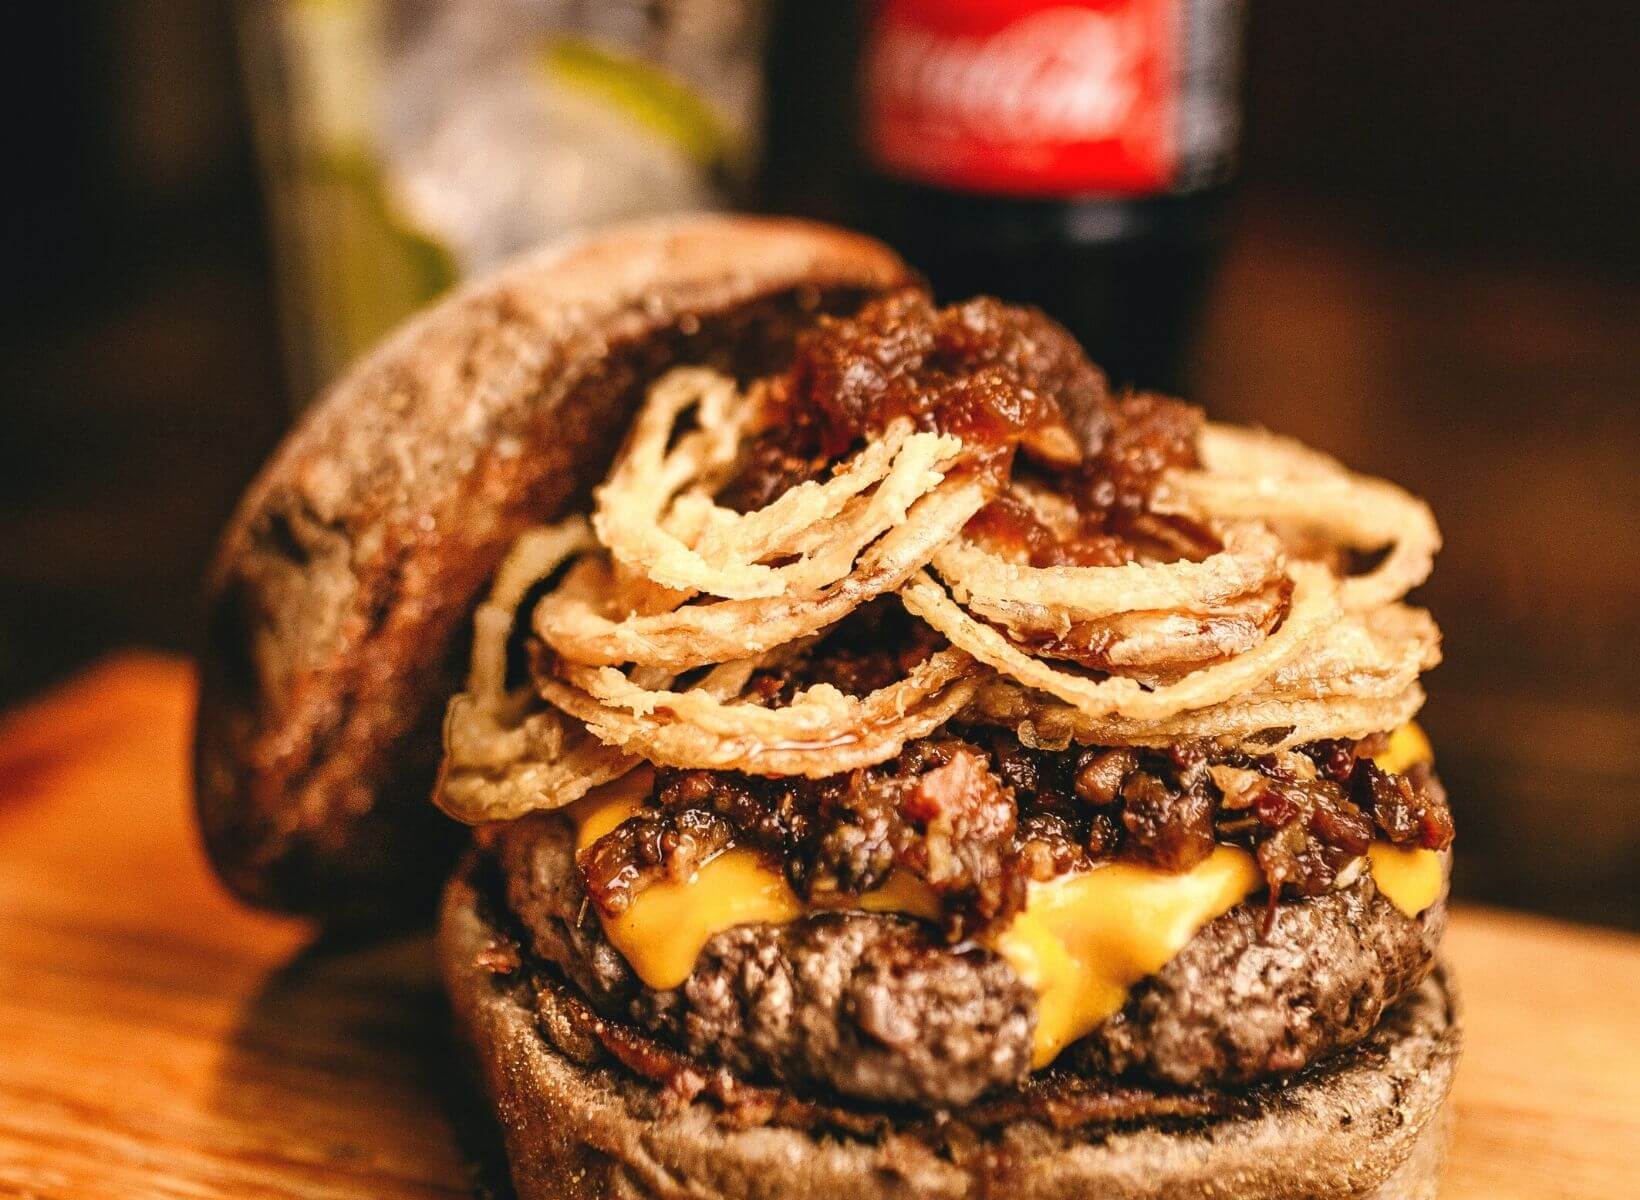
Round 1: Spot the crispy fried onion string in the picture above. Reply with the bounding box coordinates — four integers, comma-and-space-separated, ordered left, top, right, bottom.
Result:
595, 366, 964, 601
901, 563, 1338, 722
970, 680, 1430, 754
1163, 423, 1442, 611
436, 520, 638, 823
537, 475, 987, 670
1059, 580, 1294, 680
932, 521, 1288, 629
540, 657, 981, 778
438, 368, 1444, 822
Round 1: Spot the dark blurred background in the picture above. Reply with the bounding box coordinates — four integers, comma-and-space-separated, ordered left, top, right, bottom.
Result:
2, 3, 1636, 926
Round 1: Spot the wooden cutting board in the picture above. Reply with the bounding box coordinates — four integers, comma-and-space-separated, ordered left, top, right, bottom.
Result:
0, 655, 1635, 1199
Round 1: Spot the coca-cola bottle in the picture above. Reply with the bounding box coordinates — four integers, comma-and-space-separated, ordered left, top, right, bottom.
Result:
823, 0, 1244, 393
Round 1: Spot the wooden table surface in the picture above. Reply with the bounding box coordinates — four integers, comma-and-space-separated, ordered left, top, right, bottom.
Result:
1, 655, 1635, 1199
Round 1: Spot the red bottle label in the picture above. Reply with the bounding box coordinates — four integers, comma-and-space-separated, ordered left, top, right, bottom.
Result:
863, 0, 1180, 197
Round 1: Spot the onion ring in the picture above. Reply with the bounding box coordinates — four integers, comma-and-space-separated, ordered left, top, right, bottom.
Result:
595, 365, 962, 600
436, 712, 636, 823
1019, 580, 1292, 680
900, 562, 1340, 722
1167, 424, 1441, 610
970, 678, 1428, 754
542, 673, 981, 778
536, 475, 987, 670
554, 647, 975, 741
932, 521, 1288, 629
436, 518, 639, 822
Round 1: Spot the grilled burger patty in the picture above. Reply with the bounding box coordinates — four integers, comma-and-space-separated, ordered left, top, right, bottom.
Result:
498, 813, 1034, 1108
493, 810, 1445, 1108
1066, 868, 1446, 1086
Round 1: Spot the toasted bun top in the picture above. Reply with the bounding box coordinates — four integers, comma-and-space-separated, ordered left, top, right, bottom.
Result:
194, 216, 917, 925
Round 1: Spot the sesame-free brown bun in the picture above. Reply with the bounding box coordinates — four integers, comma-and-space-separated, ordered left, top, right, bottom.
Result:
441, 856, 1461, 1200
194, 216, 917, 926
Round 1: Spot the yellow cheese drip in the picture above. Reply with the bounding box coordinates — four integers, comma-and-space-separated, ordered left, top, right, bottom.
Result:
599, 848, 803, 989
994, 848, 1263, 1067
571, 771, 653, 847
1367, 844, 1444, 918
571, 773, 802, 991
1375, 721, 1433, 774
1366, 720, 1444, 918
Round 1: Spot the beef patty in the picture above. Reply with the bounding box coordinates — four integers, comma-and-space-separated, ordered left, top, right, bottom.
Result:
493, 812, 1444, 1108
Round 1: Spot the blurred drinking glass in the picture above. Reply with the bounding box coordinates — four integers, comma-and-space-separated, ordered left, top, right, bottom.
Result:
241, 0, 768, 404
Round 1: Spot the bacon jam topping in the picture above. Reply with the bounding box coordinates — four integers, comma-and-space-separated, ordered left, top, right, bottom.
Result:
578, 729, 1454, 942
723, 289, 1212, 565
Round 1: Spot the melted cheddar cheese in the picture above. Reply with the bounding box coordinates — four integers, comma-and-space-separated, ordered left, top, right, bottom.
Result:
571, 771, 801, 991
1376, 721, 1433, 775
595, 847, 803, 989
1367, 721, 1444, 918
567, 722, 1443, 1065
1367, 843, 1444, 918
994, 848, 1262, 1066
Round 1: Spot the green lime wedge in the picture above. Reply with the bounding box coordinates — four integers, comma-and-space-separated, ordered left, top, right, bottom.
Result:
298, 150, 457, 379
275, 0, 455, 378
541, 37, 734, 167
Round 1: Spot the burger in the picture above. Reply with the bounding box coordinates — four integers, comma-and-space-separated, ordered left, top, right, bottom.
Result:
195, 216, 1459, 1199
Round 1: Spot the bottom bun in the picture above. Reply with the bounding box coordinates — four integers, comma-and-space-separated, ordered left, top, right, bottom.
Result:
439, 852, 1460, 1200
